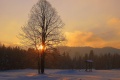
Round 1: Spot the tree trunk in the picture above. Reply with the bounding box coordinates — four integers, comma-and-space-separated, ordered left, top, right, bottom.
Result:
41, 49, 45, 74
38, 51, 40, 74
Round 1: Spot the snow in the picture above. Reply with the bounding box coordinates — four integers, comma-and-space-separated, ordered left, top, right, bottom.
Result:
0, 69, 120, 80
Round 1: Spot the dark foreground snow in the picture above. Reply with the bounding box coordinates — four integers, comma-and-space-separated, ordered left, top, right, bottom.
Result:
0, 69, 120, 80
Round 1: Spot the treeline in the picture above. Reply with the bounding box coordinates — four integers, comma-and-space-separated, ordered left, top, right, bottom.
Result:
0, 45, 120, 70
70, 50, 120, 70
0, 45, 37, 70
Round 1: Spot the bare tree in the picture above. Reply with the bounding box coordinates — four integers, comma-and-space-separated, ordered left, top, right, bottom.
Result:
19, 0, 65, 74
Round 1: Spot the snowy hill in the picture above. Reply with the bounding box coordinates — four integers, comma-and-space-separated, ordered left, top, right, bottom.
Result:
0, 69, 120, 80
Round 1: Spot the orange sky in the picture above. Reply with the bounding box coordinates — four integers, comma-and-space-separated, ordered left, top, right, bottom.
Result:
0, 0, 120, 48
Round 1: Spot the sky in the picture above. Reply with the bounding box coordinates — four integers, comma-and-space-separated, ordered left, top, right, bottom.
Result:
0, 0, 120, 48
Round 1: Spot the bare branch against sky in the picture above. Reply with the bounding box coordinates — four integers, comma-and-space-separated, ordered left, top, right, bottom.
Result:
19, 0, 65, 49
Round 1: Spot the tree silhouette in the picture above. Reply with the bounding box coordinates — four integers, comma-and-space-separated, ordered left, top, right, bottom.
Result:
20, 0, 65, 74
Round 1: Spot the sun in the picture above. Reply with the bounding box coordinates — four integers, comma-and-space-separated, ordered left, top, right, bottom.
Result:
40, 45, 43, 50
37, 45, 43, 50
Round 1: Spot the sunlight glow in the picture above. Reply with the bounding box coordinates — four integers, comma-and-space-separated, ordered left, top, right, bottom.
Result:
40, 45, 43, 50
37, 45, 43, 50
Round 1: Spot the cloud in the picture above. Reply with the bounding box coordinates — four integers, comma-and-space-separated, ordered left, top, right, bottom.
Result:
65, 31, 106, 48
90, 17, 120, 41
106, 17, 120, 40
65, 31, 120, 49
107, 17, 120, 27
106, 41, 120, 49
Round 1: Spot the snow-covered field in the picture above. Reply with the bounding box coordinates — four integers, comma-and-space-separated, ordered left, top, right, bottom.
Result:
0, 69, 120, 80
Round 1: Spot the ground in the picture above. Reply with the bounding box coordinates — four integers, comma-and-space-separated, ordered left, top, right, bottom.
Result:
0, 69, 120, 80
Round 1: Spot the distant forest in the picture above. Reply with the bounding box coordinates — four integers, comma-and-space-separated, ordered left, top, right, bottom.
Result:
0, 44, 120, 70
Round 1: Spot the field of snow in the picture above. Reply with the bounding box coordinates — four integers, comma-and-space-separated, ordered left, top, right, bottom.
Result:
0, 69, 120, 80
